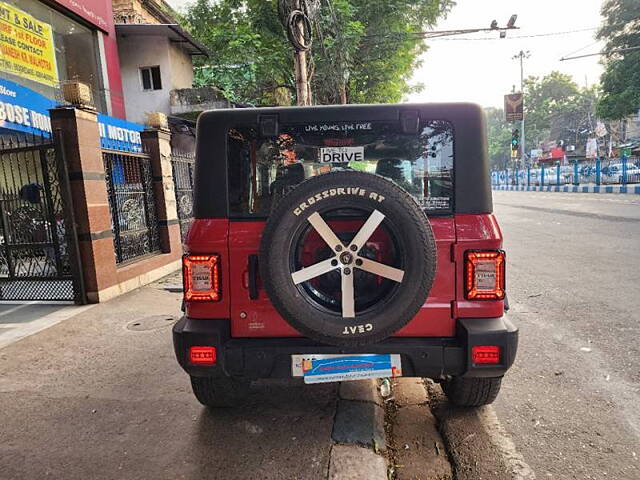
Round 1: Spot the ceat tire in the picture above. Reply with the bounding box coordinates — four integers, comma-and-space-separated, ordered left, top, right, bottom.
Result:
259, 171, 437, 347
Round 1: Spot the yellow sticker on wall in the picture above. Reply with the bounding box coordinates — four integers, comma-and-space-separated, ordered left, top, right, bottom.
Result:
0, 2, 58, 87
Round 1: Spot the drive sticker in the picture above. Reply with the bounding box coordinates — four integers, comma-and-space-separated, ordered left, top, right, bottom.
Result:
319, 146, 364, 163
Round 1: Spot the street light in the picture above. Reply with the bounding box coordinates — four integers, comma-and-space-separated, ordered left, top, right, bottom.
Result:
512, 50, 530, 166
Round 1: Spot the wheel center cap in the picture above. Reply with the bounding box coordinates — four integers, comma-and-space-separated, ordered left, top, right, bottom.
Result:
339, 252, 354, 265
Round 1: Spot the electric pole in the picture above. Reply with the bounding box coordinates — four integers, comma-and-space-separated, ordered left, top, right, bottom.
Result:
279, 0, 314, 106
513, 50, 530, 165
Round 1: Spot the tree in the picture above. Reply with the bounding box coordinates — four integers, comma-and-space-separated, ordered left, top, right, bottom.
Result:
485, 107, 512, 170
486, 73, 599, 165
596, 0, 640, 120
522, 72, 598, 153
182, 0, 454, 105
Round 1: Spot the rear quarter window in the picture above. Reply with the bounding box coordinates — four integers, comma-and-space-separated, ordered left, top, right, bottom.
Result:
227, 120, 454, 217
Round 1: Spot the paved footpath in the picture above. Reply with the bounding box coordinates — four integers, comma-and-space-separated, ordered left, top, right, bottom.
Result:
0, 283, 339, 480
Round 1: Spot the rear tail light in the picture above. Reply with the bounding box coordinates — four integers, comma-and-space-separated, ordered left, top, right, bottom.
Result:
183, 254, 221, 301
464, 250, 505, 300
189, 346, 217, 365
472, 345, 501, 364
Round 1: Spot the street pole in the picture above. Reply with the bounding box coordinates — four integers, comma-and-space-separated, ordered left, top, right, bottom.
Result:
293, 0, 309, 106
513, 50, 530, 166
519, 52, 525, 165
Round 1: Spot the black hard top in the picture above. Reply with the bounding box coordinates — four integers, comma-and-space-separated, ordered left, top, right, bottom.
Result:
193, 103, 492, 218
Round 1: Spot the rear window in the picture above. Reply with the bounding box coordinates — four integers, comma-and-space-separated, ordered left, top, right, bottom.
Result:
227, 120, 454, 217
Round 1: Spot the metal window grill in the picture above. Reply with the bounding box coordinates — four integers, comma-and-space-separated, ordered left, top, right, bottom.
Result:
103, 149, 160, 264
171, 150, 195, 243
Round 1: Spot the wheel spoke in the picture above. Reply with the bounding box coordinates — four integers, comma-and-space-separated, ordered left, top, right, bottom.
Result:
341, 270, 355, 318
307, 212, 343, 251
291, 258, 337, 284
349, 210, 385, 251
356, 258, 404, 283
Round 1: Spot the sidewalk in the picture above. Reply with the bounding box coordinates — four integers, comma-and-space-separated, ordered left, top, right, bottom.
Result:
0, 276, 337, 480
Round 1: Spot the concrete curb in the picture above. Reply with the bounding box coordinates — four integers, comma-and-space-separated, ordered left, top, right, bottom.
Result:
328, 380, 388, 480
388, 378, 454, 480
493, 184, 640, 194
425, 380, 536, 480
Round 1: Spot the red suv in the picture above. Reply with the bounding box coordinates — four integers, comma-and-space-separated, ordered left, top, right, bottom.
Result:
173, 104, 518, 407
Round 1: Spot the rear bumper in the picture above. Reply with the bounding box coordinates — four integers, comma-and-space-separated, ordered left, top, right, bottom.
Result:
173, 316, 518, 380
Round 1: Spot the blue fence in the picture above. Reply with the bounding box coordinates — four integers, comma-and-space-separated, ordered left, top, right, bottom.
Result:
491, 156, 640, 190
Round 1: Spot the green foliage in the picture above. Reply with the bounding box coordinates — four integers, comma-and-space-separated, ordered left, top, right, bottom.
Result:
185, 0, 293, 105
523, 72, 598, 151
596, 0, 640, 119
485, 107, 512, 170
486, 72, 598, 166
181, 0, 453, 105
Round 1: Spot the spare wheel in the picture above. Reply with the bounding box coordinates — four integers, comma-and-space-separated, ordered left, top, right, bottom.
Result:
259, 171, 437, 346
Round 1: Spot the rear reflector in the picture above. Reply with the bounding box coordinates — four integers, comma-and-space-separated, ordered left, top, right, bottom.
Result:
189, 346, 217, 365
183, 254, 221, 302
472, 345, 501, 364
464, 250, 506, 300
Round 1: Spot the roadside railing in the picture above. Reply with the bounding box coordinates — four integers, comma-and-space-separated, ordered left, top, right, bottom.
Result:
491, 156, 640, 189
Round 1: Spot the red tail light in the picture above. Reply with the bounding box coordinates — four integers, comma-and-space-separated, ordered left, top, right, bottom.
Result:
464, 250, 505, 300
189, 346, 217, 365
472, 345, 501, 364
183, 254, 221, 301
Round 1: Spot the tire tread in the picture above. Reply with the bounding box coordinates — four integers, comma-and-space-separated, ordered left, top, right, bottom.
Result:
442, 376, 502, 407
190, 376, 250, 408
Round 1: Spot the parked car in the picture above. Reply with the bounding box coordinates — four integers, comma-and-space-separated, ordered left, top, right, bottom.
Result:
173, 103, 518, 408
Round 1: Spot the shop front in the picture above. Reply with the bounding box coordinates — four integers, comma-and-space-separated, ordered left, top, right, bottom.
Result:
0, 0, 125, 118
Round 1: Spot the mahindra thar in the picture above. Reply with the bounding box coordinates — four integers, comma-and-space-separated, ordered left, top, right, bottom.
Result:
173, 103, 518, 407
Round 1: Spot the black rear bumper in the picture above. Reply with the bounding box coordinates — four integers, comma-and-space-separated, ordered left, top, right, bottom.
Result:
173, 316, 518, 380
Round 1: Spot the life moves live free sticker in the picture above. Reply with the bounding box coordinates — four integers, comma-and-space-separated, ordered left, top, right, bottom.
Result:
319, 146, 364, 163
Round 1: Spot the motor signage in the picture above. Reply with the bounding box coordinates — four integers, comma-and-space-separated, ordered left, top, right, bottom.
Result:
0, 77, 143, 152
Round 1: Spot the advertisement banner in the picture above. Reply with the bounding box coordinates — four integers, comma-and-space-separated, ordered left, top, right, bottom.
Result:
0, 77, 143, 152
0, 2, 58, 87
504, 93, 523, 122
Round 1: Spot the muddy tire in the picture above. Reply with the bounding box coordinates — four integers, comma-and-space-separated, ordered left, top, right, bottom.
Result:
190, 376, 251, 408
442, 376, 502, 407
260, 171, 437, 347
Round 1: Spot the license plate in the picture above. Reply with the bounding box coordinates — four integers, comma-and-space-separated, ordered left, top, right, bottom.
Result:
291, 354, 402, 384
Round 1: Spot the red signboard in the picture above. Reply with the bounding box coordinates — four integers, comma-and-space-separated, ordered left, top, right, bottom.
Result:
53, 0, 112, 30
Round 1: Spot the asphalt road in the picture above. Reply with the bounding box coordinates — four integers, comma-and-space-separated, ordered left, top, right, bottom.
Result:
2, 191, 639, 480
492, 191, 640, 480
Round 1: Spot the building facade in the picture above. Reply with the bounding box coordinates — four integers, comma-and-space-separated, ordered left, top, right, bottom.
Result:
112, 0, 208, 124
0, 0, 126, 118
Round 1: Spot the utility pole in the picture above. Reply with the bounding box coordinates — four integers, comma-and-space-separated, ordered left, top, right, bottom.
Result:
513, 50, 530, 165
293, 0, 309, 106
279, 0, 313, 106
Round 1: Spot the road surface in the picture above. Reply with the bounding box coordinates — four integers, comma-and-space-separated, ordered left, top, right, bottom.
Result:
493, 191, 640, 480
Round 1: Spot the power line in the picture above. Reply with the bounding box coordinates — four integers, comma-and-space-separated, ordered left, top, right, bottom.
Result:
424, 27, 598, 41
560, 45, 640, 61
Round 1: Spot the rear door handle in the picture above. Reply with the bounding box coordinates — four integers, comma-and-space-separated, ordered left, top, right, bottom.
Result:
248, 254, 259, 300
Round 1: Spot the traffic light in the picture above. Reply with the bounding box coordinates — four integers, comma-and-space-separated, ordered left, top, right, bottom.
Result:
511, 129, 520, 151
